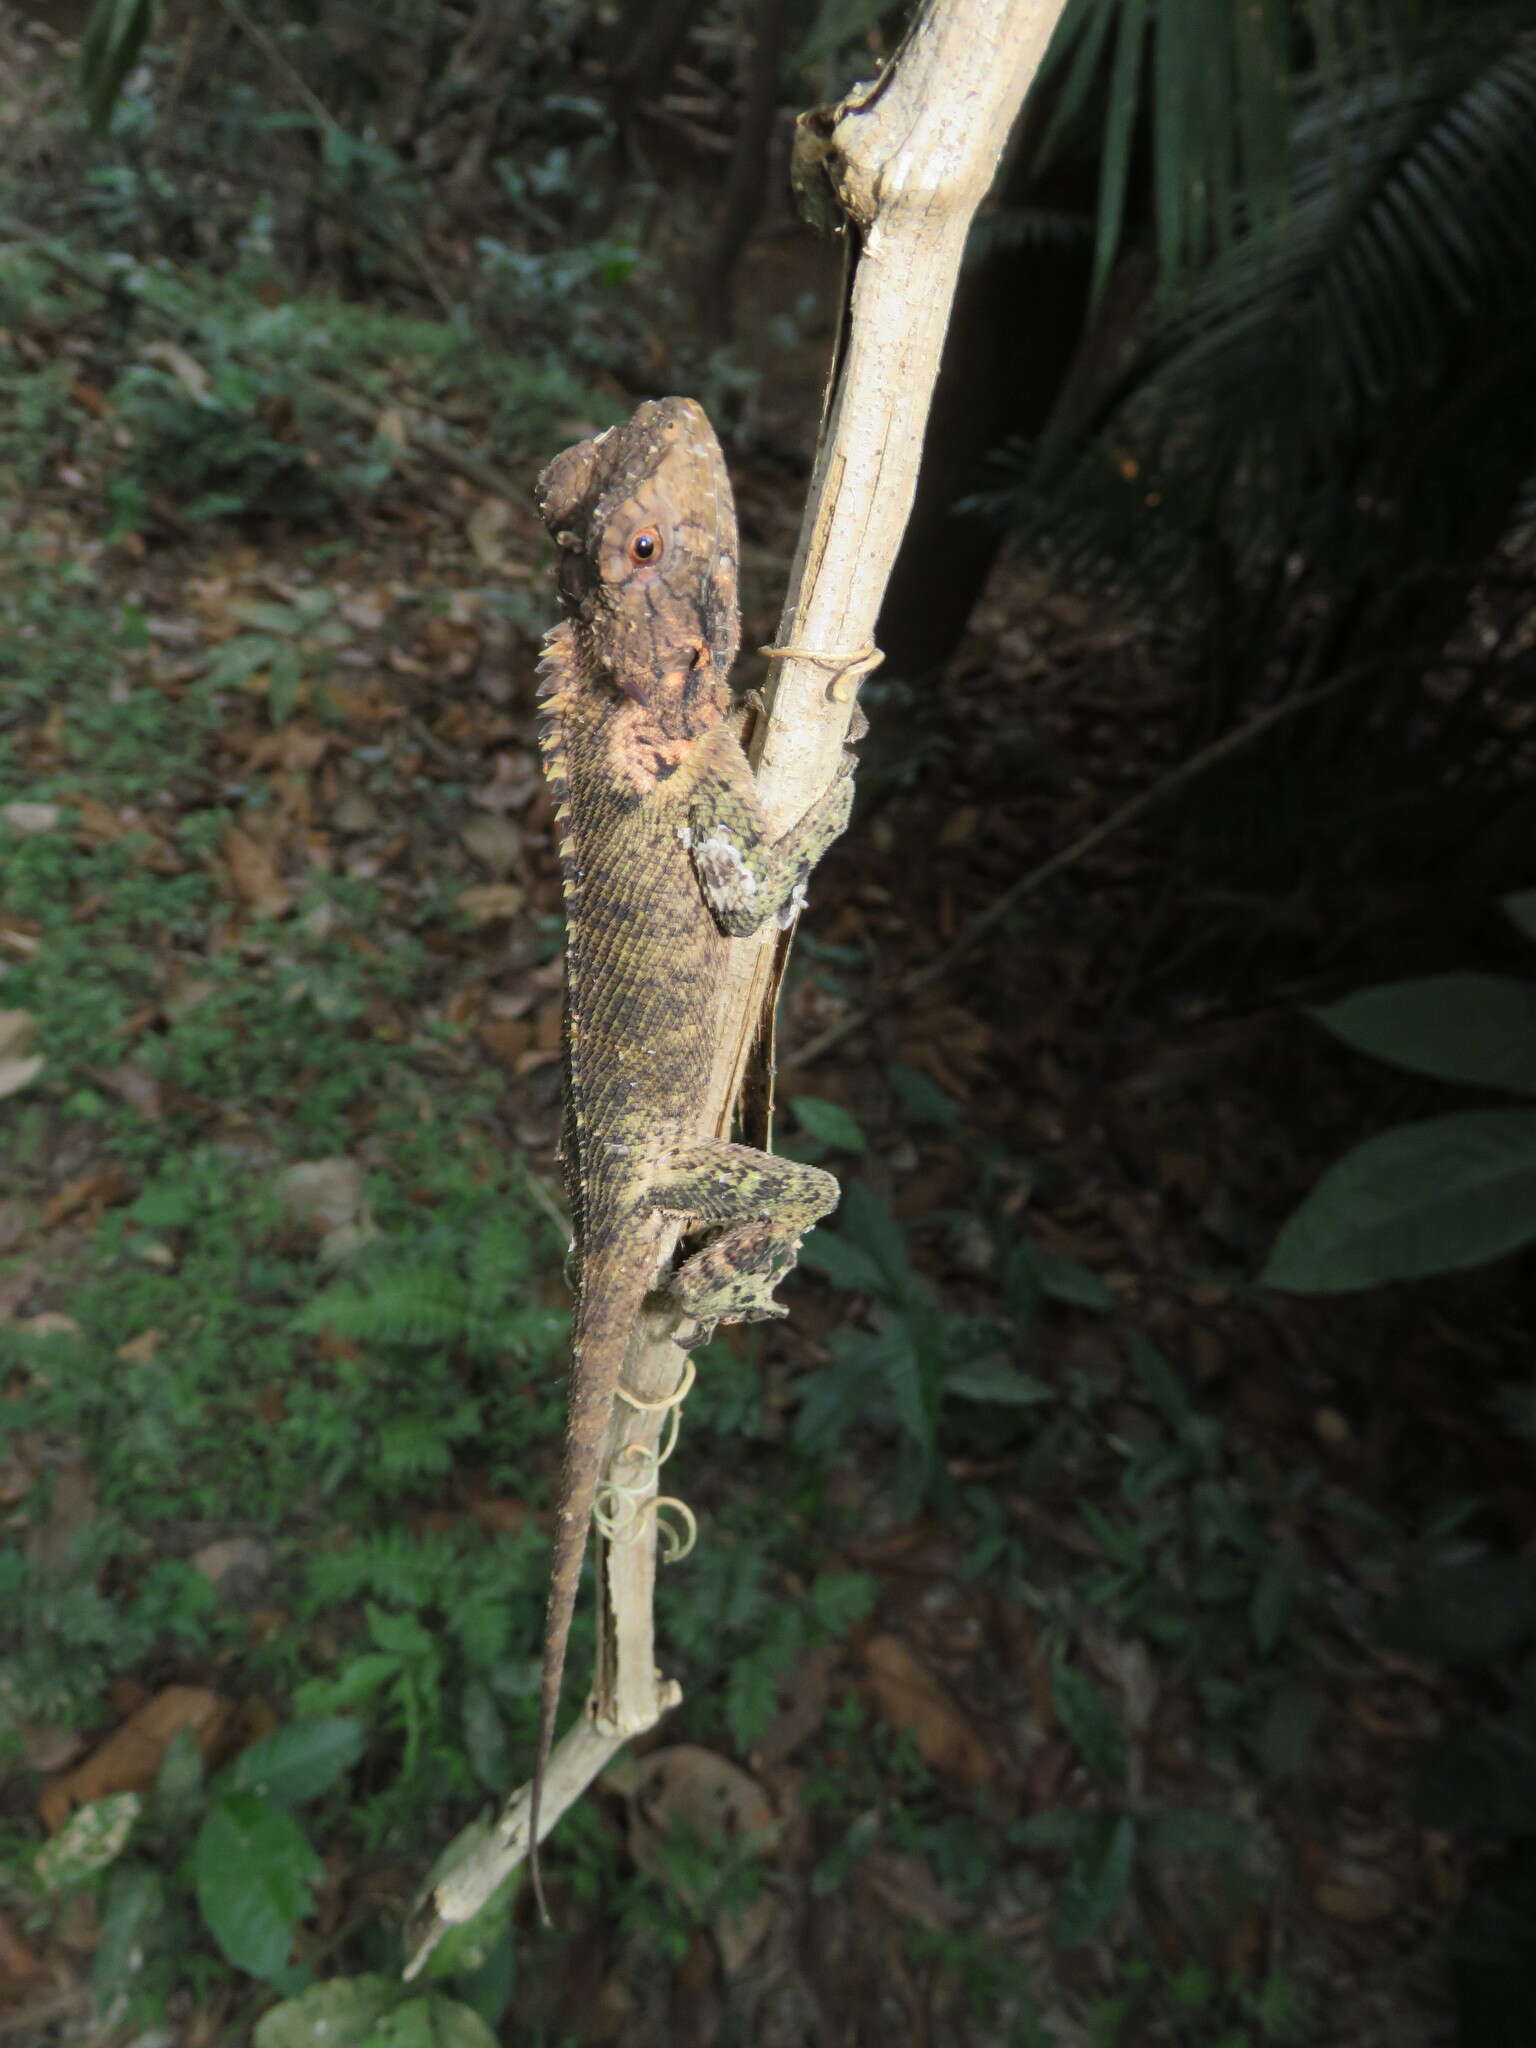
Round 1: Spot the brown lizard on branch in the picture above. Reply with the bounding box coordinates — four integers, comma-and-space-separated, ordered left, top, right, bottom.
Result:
529, 398, 856, 1921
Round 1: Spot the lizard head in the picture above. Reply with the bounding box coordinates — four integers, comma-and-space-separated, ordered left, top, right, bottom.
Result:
535, 397, 740, 708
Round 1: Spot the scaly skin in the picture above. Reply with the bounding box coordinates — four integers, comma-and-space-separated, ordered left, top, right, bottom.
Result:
529, 398, 855, 1920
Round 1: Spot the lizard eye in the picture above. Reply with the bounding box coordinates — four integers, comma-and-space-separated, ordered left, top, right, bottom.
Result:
629, 526, 663, 565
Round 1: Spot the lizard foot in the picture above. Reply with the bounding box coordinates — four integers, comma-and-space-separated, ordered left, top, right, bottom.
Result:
668, 1219, 797, 1329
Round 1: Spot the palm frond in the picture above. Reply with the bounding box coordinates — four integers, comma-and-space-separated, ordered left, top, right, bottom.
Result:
992, 15, 1536, 618
1034, 0, 1424, 298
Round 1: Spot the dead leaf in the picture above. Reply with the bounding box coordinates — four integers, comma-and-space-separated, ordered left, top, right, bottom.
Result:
0, 1055, 43, 1100
466, 496, 511, 569
477, 1016, 532, 1064
191, 1536, 271, 1602
15, 1312, 82, 1340
456, 882, 526, 924
0, 1911, 45, 1979
96, 1063, 165, 1121
276, 1158, 364, 1235
73, 793, 128, 843
861, 1850, 965, 1930
467, 1494, 528, 1536
1, 802, 60, 833
0, 1010, 36, 1060
116, 1328, 164, 1366
938, 805, 981, 847
1314, 1876, 1395, 1923
143, 340, 210, 401
221, 821, 291, 917
0, 1265, 38, 1326
26, 1458, 97, 1573
620, 1746, 780, 1973
39, 1687, 235, 1831
0, 1202, 34, 1252
459, 813, 522, 876
69, 378, 111, 417
862, 1634, 996, 1785
755, 1644, 838, 1768
374, 405, 408, 448
41, 1165, 130, 1231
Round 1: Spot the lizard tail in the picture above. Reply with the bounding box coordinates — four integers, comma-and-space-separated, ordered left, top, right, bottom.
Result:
529, 1230, 657, 1924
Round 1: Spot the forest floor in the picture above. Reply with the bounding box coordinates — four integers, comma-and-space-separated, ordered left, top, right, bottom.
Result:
0, 235, 1529, 2048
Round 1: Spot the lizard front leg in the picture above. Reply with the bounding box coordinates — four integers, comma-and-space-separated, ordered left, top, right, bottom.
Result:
686, 735, 855, 938
650, 1139, 838, 1334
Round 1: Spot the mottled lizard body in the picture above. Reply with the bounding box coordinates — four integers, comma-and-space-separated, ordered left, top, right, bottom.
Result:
530, 398, 854, 1918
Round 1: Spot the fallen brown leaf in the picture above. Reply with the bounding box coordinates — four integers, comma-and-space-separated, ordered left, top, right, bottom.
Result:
41, 1165, 130, 1231
862, 1633, 996, 1785
116, 1328, 164, 1366
39, 1687, 236, 1832
456, 882, 526, 924
221, 821, 291, 917
0, 1055, 44, 1100
621, 1746, 780, 1974
2, 800, 60, 833
0, 1010, 36, 1061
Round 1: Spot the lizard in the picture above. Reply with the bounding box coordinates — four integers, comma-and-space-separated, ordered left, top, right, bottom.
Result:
528, 396, 857, 1921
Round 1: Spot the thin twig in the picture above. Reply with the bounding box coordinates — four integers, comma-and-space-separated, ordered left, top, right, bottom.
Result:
791, 669, 1358, 1066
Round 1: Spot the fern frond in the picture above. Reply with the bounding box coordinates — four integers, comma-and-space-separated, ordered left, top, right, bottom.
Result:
295, 1269, 467, 1348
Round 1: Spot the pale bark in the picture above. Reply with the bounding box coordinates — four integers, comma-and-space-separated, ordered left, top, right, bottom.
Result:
403, 0, 1067, 1971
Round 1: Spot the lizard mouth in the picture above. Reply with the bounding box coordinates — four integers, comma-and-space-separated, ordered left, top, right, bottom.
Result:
614, 642, 710, 708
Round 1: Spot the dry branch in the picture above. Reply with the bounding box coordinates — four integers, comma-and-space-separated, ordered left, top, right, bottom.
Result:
403, 0, 1067, 1970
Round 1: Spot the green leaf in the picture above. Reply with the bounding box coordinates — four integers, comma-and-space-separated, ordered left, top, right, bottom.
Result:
789, 1095, 867, 1154
1057, 1812, 1137, 1947
461, 1682, 510, 1794
217, 1718, 365, 1806
1377, 1556, 1536, 1665
206, 634, 283, 690
1450, 1845, 1536, 2048
1262, 1110, 1536, 1291
1415, 1708, 1536, 1837
885, 1062, 962, 1131
1124, 1335, 1193, 1429
1251, 1681, 1323, 1780
1014, 1807, 1099, 1850
1092, 0, 1148, 305
945, 1358, 1054, 1407
1310, 975, 1536, 1095
79, 0, 157, 131
226, 599, 307, 634
799, 1228, 884, 1294
255, 1976, 400, 2048
838, 1183, 913, 1295
1052, 1662, 1128, 1788
35, 1792, 140, 1890
1031, 1246, 1115, 1310
92, 1865, 166, 2006
809, 1569, 878, 1635
370, 1997, 501, 2046
1139, 1808, 1249, 1856
368, 1602, 436, 1658
1249, 1544, 1303, 1655
268, 641, 304, 726
294, 1651, 400, 1715
193, 1794, 320, 1982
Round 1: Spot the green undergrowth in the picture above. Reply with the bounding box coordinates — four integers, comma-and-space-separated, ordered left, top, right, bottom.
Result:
0, 242, 610, 536
0, 289, 1483, 2042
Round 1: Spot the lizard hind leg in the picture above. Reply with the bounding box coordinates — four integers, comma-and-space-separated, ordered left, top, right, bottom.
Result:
653, 1140, 838, 1336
